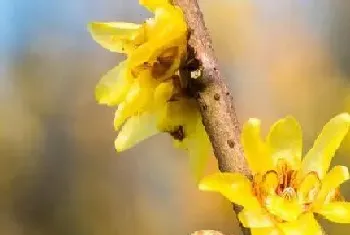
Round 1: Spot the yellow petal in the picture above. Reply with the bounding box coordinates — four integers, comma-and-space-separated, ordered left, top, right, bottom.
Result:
199, 172, 261, 210
261, 170, 279, 195
313, 166, 349, 209
277, 213, 323, 235
128, 6, 187, 72
153, 81, 174, 108
251, 227, 282, 235
115, 112, 159, 151
88, 22, 144, 54
238, 209, 275, 228
297, 172, 320, 204
139, 0, 170, 11
157, 99, 198, 132
242, 118, 273, 174
317, 202, 350, 223
301, 113, 350, 178
95, 61, 132, 106
265, 195, 303, 222
266, 116, 302, 169
113, 76, 157, 130
185, 121, 212, 181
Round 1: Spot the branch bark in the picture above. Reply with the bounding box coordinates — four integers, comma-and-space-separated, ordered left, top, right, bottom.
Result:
172, 0, 251, 234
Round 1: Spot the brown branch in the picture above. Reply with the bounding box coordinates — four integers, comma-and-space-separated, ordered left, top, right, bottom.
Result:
172, 0, 251, 234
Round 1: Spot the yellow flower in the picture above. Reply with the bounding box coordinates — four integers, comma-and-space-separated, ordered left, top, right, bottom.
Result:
199, 113, 350, 235
87, 0, 212, 178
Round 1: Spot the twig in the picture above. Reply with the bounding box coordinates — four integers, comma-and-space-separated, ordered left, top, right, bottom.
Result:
172, 0, 251, 234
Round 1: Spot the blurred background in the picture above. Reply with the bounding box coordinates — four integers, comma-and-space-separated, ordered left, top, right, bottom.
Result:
1, 0, 350, 234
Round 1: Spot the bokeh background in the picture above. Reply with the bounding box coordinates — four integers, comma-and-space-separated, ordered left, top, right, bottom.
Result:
1, 0, 350, 234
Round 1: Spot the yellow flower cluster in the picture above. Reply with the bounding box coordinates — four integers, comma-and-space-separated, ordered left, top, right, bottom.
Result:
200, 113, 350, 235
88, 0, 212, 178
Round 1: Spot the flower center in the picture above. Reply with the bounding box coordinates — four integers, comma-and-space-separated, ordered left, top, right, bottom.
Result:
282, 187, 296, 201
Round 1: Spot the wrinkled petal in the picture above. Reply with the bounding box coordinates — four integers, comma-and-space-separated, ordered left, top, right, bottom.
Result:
238, 209, 275, 228
128, 6, 187, 71
139, 0, 170, 11
95, 61, 132, 106
242, 118, 273, 174
181, 121, 213, 181
278, 213, 323, 235
297, 172, 320, 204
265, 195, 303, 222
301, 113, 350, 178
88, 22, 145, 54
313, 166, 349, 209
156, 98, 198, 132
317, 202, 350, 223
251, 227, 282, 235
115, 112, 159, 151
153, 81, 174, 108
199, 172, 261, 210
113, 82, 154, 130
261, 170, 279, 195
266, 116, 302, 169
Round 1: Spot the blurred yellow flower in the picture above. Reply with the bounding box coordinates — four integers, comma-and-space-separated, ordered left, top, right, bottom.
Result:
199, 113, 350, 235
87, 0, 212, 179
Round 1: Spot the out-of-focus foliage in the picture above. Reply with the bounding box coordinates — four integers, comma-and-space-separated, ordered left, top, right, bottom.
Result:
200, 114, 350, 235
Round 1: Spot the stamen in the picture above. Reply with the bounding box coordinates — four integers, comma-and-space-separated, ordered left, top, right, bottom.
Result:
282, 187, 296, 201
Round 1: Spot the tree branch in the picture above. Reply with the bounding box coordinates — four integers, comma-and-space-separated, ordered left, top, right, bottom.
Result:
172, 0, 251, 234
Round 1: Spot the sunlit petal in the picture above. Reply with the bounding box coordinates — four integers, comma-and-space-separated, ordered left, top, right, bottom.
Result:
297, 172, 320, 204
301, 113, 350, 178
278, 213, 323, 235
238, 209, 275, 228
186, 122, 213, 181
313, 166, 349, 209
199, 172, 261, 210
251, 227, 282, 235
88, 22, 144, 53
241, 118, 273, 173
261, 170, 279, 195
317, 202, 350, 223
265, 195, 303, 222
139, 0, 170, 11
115, 112, 159, 151
266, 116, 302, 169
95, 61, 132, 106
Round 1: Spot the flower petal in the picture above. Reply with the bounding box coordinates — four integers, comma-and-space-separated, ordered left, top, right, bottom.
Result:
88, 22, 145, 54
313, 166, 349, 209
266, 116, 302, 169
179, 120, 212, 181
95, 61, 132, 106
153, 81, 174, 108
251, 227, 282, 235
261, 170, 279, 195
317, 202, 350, 223
238, 209, 275, 228
114, 112, 159, 151
139, 0, 170, 11
265, 195, 303, 222
128, 6, 187, 72
301, 113, 350, 178
114, 77, 157, 131
242, 118, 273, 174
297, 172, 321, 204
199, 172, 261, 210
278, 213, 323, 235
